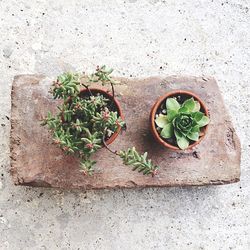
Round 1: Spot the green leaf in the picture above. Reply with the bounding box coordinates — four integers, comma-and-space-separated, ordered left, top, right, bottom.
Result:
155, 115, 168, 128
182, 98, 195, 112
174, 129, 182, 140
193, 112, 204, 122
166, 98, 180, 112
191, 125, 200, 133
106, 68, 113, 75
187, 132, 199, 141
178, 106, 189, 113
197, 116, 210, 127
193, 101, 201, 112
167, 110, 178, 121
160, 123, 174, 139
177, 136, 189, 150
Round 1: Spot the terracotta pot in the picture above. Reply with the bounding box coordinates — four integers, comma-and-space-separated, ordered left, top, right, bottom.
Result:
65, 87, 124, 146
150, 90, 209, 150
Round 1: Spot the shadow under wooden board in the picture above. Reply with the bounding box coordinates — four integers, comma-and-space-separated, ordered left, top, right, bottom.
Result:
10, 75, 241, 189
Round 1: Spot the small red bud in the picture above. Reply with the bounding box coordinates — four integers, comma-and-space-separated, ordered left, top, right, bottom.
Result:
82, 170, 88, 176
53, 139, 60, 144
62, 146, 69, 151
102, 111, 110, 121
152, 169, 159, 177
86, 143, 94, 149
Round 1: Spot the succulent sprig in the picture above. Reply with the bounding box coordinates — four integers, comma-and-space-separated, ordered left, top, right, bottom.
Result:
88, 65, 119, 85
52, 72, 81, 99
155, 97, 210, 149
119, 147, 159, 176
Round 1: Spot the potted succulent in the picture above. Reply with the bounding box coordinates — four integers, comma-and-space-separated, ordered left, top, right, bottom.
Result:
150, 90, 210, 150
42, 65, 159, 176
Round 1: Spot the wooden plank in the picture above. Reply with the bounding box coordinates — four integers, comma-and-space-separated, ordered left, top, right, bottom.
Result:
10, 75, 241, 189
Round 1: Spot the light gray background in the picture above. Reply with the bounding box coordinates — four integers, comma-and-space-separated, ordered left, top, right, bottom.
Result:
0, 0, 249, 249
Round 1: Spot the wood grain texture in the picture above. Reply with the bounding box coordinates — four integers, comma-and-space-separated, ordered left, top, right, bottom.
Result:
10, 75, 241, 189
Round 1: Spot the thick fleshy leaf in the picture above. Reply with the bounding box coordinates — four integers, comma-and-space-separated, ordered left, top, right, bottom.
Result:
182, 98, 195, 111
178, 106, 189, 113
193, 101, 201, 112
167, 110, 178, 121
155, 115, 168, 128
166, 98, 180, 112
193, 112, 204, 122
160, 123, 174, 139
191, 125, 200, 133
197, 116, 210, 127
179, 129, 189, 136
174, 129, 182, 140
187, 132, 199, 141
177, 136, 189, 150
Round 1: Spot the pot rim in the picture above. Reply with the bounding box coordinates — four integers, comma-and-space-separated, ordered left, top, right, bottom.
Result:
74, 87, 124, 146
150, 90, 209, 150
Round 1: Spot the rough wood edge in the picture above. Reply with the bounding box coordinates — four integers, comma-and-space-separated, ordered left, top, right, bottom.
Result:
10, 74, 241, 189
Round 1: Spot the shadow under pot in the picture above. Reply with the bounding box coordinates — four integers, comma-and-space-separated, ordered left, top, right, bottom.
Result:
63, 88, 124, 146
150, 90, 210, 150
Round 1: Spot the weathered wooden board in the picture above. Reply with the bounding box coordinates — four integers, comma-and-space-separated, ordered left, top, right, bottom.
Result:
10, 75, 241, 189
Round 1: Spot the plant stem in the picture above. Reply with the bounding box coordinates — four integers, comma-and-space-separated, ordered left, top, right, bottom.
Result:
110, 82, 115, 99
82, 83, 93, 96
102, 129, 118, 155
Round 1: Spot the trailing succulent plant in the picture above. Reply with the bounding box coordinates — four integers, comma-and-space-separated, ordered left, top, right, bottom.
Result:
155, 97, 210, 150
42, 65, 159, 176
119, 147, 159, 176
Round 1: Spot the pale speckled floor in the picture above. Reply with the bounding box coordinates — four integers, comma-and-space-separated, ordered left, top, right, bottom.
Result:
0, 0, 249, 249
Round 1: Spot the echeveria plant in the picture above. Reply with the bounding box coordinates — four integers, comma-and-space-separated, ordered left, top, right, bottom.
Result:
155, 97, 209, 150
42, 66, 159, 176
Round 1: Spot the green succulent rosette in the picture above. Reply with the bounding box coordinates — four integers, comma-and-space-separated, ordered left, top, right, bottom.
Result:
155, 97, 210, 150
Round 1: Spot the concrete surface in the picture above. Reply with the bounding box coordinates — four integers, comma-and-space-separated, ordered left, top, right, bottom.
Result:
0, 0, 249, 249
